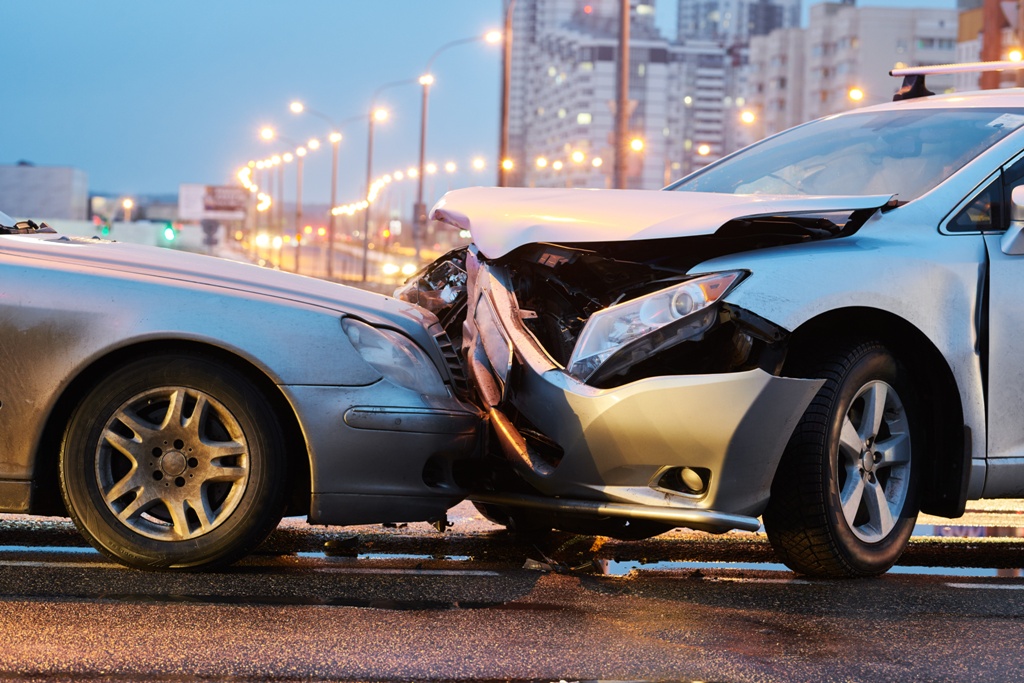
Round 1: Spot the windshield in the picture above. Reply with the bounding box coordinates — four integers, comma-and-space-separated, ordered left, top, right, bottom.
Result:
671, 108, 1024, 202
0, 210, 14, 228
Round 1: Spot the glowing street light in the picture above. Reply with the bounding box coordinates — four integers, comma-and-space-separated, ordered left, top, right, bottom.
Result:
362, 77, 419, 281
472, 157, 486, 171
535, 156, 548, 169
630, 138, 645, 152
415, 33, 502, 258
501, 158, 514, 171
571, 150, 585, 164
740, 110, 756, 124
697, 143, 712, 156
122, 198, 134, 222
848, 87, 865, 102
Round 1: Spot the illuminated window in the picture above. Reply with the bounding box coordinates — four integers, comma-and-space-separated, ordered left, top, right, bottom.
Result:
577, 112, 592, 125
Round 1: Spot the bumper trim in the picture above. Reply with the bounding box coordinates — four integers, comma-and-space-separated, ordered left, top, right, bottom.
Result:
469, 491, 761, 533
343, 406, 480, 434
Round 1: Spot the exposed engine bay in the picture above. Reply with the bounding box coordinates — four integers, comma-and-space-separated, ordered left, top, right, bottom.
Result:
399, 209, 874, 388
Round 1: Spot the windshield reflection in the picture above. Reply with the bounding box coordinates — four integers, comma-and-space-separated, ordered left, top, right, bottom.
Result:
672, 109, 1024, 202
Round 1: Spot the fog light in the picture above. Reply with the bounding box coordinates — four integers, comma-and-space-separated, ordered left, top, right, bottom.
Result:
657, 466, 710, 496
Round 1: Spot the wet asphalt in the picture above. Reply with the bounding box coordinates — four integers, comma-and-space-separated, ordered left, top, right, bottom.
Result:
0, 501, 1020, 682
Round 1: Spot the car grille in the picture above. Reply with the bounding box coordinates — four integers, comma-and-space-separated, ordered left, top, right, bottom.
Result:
433, 329, 470, 400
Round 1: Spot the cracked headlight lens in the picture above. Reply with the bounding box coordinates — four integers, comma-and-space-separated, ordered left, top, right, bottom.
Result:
566, 270, 745, 381
343, 319, 448, 396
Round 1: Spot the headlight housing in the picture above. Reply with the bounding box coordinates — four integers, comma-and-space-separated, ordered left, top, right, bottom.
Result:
566, 270, 746, 381
342, 319, 449, 396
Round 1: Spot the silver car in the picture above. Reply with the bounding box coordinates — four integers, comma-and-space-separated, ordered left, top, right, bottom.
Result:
406, 84, 1024, 577
0, 217, 479, 569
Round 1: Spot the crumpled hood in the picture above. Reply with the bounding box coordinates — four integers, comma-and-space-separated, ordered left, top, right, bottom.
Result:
2, 234, 434, 331
431, 187, 893, 259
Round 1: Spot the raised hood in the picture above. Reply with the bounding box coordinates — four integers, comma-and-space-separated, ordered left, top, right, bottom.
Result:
1, 234, 435, 332
431, 187, 893, 259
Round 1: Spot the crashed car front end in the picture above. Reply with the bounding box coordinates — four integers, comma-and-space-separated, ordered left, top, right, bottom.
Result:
401, 189, 893, 533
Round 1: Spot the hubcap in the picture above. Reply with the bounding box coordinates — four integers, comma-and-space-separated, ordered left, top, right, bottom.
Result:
94, 386, 250, 541
837, 380, 911, 543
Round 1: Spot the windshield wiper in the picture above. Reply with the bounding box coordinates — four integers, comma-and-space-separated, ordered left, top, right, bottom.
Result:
0, 219, 57, 235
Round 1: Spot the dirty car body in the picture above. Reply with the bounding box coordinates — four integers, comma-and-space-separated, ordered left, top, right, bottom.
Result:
0, 217, 478, 569
405, 90, 1024, 577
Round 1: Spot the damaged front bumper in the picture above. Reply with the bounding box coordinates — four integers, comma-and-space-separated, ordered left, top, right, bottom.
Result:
465, 250, 823, 533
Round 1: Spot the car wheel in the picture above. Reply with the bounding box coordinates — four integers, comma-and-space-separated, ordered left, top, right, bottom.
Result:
60, 354, 288, 570
763, 340, 919, 578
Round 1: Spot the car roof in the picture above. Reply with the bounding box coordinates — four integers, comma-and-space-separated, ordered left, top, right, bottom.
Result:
859, 87, 1024, 114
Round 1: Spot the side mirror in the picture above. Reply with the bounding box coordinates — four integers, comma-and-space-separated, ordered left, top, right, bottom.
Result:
1000, 185, 1024, 255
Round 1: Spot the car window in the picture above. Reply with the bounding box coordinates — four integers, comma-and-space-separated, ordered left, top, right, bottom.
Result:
950, 181, 998, 232
948, 154, 1024, 233
671, 108, 1024, 203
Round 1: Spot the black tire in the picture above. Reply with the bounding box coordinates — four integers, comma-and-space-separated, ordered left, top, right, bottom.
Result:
59, 354, 288, 570
763, 340, 920, 578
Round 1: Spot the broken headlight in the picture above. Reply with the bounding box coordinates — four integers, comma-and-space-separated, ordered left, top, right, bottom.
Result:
566, 270, 746, 381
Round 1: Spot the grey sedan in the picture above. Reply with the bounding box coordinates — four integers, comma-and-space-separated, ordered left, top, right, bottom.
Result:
0, 215, 479, 569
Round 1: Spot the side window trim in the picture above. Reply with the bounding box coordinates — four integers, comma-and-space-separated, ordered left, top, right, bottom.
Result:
941, 169, 1001, 235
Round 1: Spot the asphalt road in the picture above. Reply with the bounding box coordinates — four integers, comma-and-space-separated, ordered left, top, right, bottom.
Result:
0, 501, 1021, 682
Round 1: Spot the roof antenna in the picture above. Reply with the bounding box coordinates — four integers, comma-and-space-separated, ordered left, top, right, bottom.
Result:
892, 74, 934, 102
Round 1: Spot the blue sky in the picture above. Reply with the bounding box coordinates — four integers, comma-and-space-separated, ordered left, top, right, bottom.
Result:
2, 0, 953, 206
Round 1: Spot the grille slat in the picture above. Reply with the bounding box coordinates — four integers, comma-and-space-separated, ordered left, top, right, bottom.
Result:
433, 329, 470, 399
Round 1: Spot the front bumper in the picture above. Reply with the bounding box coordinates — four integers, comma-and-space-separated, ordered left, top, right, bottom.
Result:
283, 382, 481, 526
466, 254, 822, 532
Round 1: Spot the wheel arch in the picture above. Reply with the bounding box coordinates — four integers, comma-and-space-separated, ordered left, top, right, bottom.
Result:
785, 306, 969, 518
31, 339, 312, 519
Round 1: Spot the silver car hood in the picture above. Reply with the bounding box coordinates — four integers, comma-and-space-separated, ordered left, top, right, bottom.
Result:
2, 234, 434, 329
431, 187, 893, 259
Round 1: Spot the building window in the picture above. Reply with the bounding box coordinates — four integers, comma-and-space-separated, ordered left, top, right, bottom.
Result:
577, 112, 592, 125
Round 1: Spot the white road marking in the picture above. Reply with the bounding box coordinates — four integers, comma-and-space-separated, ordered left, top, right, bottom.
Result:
315, 567, 502, 576
946, 582, 1024, 590
0, 560, 122, 570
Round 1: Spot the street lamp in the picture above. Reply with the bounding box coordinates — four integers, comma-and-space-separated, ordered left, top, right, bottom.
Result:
260, 127, 318, 272
361, 106, 390, 282
122, 198, 134, 222
415, 32, 502, 260
361, 78, 419, 282
499, 0, 516, 187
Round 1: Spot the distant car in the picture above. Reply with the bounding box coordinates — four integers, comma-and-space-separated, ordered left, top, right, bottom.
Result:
0, 215, 479, 569
405, 73, 1024, 577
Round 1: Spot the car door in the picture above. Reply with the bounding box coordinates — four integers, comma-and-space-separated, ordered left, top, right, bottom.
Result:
967, 155, 1024, 495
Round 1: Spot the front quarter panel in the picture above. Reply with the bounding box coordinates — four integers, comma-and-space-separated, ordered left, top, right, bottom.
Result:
698, 207, 987, 488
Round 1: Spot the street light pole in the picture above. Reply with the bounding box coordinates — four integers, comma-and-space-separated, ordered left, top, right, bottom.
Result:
361, 112, 379, 283
360, 78, 418, 283
614, 0, 631, 190
327, 132, 340, 279
415, 75, 431, 260
414, 32, 501, 261
295, 148, 305, 273
498, 0, 516, 187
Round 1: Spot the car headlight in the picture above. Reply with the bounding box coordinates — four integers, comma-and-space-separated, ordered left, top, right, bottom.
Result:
566, 270, 746, 381
342, 319, 448, 396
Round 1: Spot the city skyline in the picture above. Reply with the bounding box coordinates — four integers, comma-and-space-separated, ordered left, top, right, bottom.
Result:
3, 0, 955, 208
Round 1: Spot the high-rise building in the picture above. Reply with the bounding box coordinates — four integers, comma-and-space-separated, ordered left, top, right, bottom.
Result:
507, 0, 742, 189
507, 0, 677, 189
743, 3, 957, 141
677, 0, 801, 44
